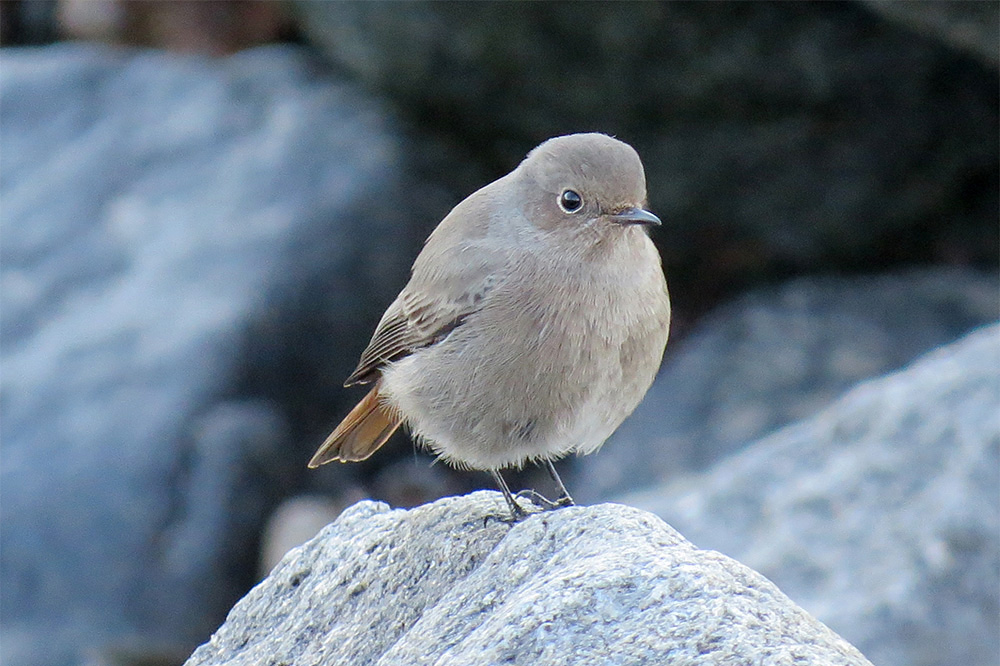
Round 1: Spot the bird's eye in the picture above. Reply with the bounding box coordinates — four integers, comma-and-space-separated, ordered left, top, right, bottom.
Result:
558, 189, 583, 213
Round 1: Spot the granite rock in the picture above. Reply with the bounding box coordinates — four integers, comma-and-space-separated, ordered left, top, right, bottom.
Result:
0, 43, 402, 666
625, 323, 1000, 666
186, 493, 872, 666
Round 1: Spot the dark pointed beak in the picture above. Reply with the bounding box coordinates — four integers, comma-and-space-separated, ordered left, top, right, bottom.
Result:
611, 207, 661, 227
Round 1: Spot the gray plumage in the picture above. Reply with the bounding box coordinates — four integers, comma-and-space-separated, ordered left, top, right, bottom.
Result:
310, 133, 670, 501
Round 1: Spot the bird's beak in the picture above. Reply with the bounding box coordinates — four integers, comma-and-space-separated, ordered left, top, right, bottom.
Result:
610, 207, 661, 227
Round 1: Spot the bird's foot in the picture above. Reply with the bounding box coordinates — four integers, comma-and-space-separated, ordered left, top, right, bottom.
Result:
483, 496, 533, 526
515, 489, 573, 511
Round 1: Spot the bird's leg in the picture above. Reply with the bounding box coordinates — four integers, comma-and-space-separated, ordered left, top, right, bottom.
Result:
491, 469, 529, 521
544, 459, 575, 507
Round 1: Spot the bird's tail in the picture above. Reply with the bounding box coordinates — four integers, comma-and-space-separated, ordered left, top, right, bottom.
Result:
308, 381, 403, 467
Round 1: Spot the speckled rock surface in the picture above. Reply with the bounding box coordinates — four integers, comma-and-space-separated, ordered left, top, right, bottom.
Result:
625, 323, 1000, 666
186, 493, 871, 666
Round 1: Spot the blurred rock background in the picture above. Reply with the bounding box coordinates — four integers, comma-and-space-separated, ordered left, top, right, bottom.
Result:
0, 2, 996, 666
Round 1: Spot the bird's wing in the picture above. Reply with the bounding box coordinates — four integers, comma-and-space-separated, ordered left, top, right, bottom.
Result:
344, 270, 497, 386
344, 205, 505, 386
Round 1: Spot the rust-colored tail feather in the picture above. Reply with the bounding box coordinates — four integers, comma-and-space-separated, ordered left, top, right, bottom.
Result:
308, 382, 403, 467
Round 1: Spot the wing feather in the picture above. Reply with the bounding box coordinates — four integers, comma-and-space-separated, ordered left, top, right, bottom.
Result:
344, 275, 496, 386
344, 189, 506, 387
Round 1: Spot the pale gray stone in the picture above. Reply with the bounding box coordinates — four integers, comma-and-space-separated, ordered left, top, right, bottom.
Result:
0, 43, 402, 666
186, 493, 871, 666
625, 323, 1000, 666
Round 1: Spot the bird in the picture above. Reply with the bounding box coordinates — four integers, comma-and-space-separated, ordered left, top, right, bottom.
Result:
309, 133, 671, 520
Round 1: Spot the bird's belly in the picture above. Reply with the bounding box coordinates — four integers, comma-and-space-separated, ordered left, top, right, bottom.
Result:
380, 295, 666, 470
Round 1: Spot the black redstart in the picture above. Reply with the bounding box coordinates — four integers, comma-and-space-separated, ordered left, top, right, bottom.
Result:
309, 133, 671, 519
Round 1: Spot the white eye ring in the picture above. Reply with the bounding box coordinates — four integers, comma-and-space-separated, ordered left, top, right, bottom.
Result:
558, 189, 583, 213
